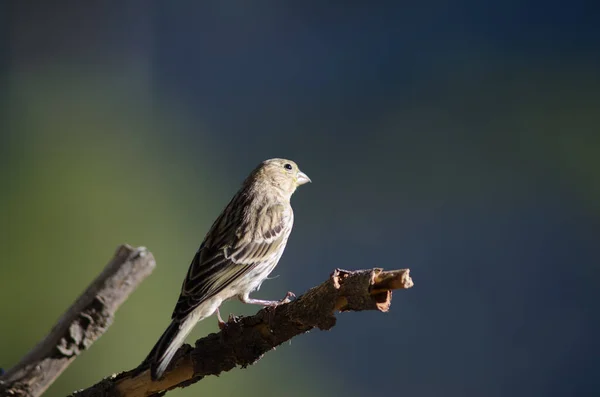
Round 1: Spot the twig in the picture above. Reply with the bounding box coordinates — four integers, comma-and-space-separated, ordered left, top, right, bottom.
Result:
0, 245, 156, 397
71, 267, 413, 397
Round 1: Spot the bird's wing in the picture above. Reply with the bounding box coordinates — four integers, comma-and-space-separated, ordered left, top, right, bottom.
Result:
171, 203, 290, 320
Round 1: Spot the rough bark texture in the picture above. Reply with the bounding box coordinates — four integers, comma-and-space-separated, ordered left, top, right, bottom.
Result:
71, 267, 413, 397
0, 245, 156, 397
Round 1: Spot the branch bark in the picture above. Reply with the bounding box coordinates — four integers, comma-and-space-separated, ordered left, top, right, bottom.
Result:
0, 245, 156, 397
71, 267, 414, 397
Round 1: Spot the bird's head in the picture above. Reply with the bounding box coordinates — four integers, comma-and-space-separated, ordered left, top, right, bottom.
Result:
251, 158, 311, 198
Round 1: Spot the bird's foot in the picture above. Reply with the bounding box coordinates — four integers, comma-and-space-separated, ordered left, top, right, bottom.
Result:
216, 307, 241, 330
262, 292, 295, 328
279, 291, 296, 305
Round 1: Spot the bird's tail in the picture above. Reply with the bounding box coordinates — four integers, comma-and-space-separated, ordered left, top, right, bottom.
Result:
140, 318, 193, 380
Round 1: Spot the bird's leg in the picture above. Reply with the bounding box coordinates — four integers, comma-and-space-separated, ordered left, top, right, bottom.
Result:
216, 307, 227, 330
239, 297, 280, 307
238, 291, 296, 307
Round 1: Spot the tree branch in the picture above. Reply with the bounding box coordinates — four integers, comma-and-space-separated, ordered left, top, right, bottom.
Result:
71, 267, 414, 397
0, 245, 156, 397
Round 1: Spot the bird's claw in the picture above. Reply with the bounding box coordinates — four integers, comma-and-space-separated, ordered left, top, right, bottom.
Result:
262, 291, 296, 325
217, 307, 241, 330
228, 313, 239, 323
279, 291, 296, 304
216, 307, 227, 330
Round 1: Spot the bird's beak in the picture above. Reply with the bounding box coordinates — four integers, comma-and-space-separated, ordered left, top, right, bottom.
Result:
296, 170, 312, 186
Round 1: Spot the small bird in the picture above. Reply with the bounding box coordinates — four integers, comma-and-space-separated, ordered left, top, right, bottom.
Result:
144, 158, 311, 380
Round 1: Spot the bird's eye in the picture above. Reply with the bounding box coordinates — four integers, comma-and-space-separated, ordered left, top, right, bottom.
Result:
284, 163, 292, 170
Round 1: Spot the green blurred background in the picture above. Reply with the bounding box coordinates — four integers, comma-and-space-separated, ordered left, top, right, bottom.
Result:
1, 1, 599, 396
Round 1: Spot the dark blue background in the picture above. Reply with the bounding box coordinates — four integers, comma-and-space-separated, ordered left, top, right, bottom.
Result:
1, 1, 599, 396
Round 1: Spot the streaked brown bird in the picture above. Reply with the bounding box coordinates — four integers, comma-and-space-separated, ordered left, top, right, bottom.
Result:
144, 158, 311, 380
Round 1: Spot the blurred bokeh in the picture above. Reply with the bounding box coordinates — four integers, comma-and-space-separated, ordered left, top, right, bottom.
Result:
1, 1, 599, 396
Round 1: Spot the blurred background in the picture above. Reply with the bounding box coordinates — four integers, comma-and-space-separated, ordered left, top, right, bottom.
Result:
1, 1, 599, 396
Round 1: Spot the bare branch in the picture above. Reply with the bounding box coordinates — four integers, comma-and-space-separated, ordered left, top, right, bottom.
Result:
71, 267, 413, 397
0, 245, 156, 397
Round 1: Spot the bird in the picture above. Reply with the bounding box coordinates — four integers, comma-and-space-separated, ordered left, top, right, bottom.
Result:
143, 158, 311, 380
